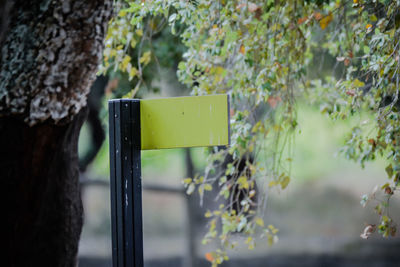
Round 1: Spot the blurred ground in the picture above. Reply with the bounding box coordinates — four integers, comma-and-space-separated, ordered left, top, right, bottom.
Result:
78, 104, 400, 266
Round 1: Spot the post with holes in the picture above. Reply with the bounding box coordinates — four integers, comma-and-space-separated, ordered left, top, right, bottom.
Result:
109, 99, 143, 267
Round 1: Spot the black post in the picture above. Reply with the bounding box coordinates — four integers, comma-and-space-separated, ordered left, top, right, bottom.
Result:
109, 99, 143, 267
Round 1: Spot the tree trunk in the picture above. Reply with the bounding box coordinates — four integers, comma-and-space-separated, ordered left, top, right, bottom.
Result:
0, 0, 112, 266
184, 148, 198, 267
0, 0, 12, 46
0, 109, 87, 266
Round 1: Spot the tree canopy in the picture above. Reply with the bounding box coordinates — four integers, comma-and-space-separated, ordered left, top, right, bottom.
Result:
103, 0, 400, 265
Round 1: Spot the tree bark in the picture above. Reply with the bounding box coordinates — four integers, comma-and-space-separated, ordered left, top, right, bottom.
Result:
0, 0, 112, 266
0, 0, 112, 124
0, 109, 87, 266
0, 0, 12, 46
184, 148, 198, 267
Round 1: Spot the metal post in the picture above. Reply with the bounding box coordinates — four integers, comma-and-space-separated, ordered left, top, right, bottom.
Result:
109, 99, 143, 267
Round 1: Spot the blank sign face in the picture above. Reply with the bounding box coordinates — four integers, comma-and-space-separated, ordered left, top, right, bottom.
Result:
140, 94, 230, 150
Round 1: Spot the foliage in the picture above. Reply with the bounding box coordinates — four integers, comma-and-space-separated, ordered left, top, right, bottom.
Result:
102, 0, 400, 265
309, 0, 400, 239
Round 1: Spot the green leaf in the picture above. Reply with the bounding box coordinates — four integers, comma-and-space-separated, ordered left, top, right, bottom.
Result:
255, 217, 264, 227
280, 176, 290, 189
237, 176, 249, 189
385, 164, 393, 178
204, 183, 213, 191
382, 215, 389, 223
353, 79, 365, 88
139, 51, 151, 65
381, 183, 390, 190
183, 178, 192, 184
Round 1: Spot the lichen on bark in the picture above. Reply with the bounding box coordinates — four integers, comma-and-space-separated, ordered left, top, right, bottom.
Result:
0, 0, 113, 125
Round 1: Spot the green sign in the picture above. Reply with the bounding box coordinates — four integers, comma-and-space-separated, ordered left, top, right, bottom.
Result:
140, 94, 230, 150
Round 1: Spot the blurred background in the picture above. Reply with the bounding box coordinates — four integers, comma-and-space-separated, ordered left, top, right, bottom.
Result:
76, 18, 400, 267
77, 94, 400, 266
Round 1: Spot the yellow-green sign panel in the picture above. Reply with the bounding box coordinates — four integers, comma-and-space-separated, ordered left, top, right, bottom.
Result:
140, 95, 230, 150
